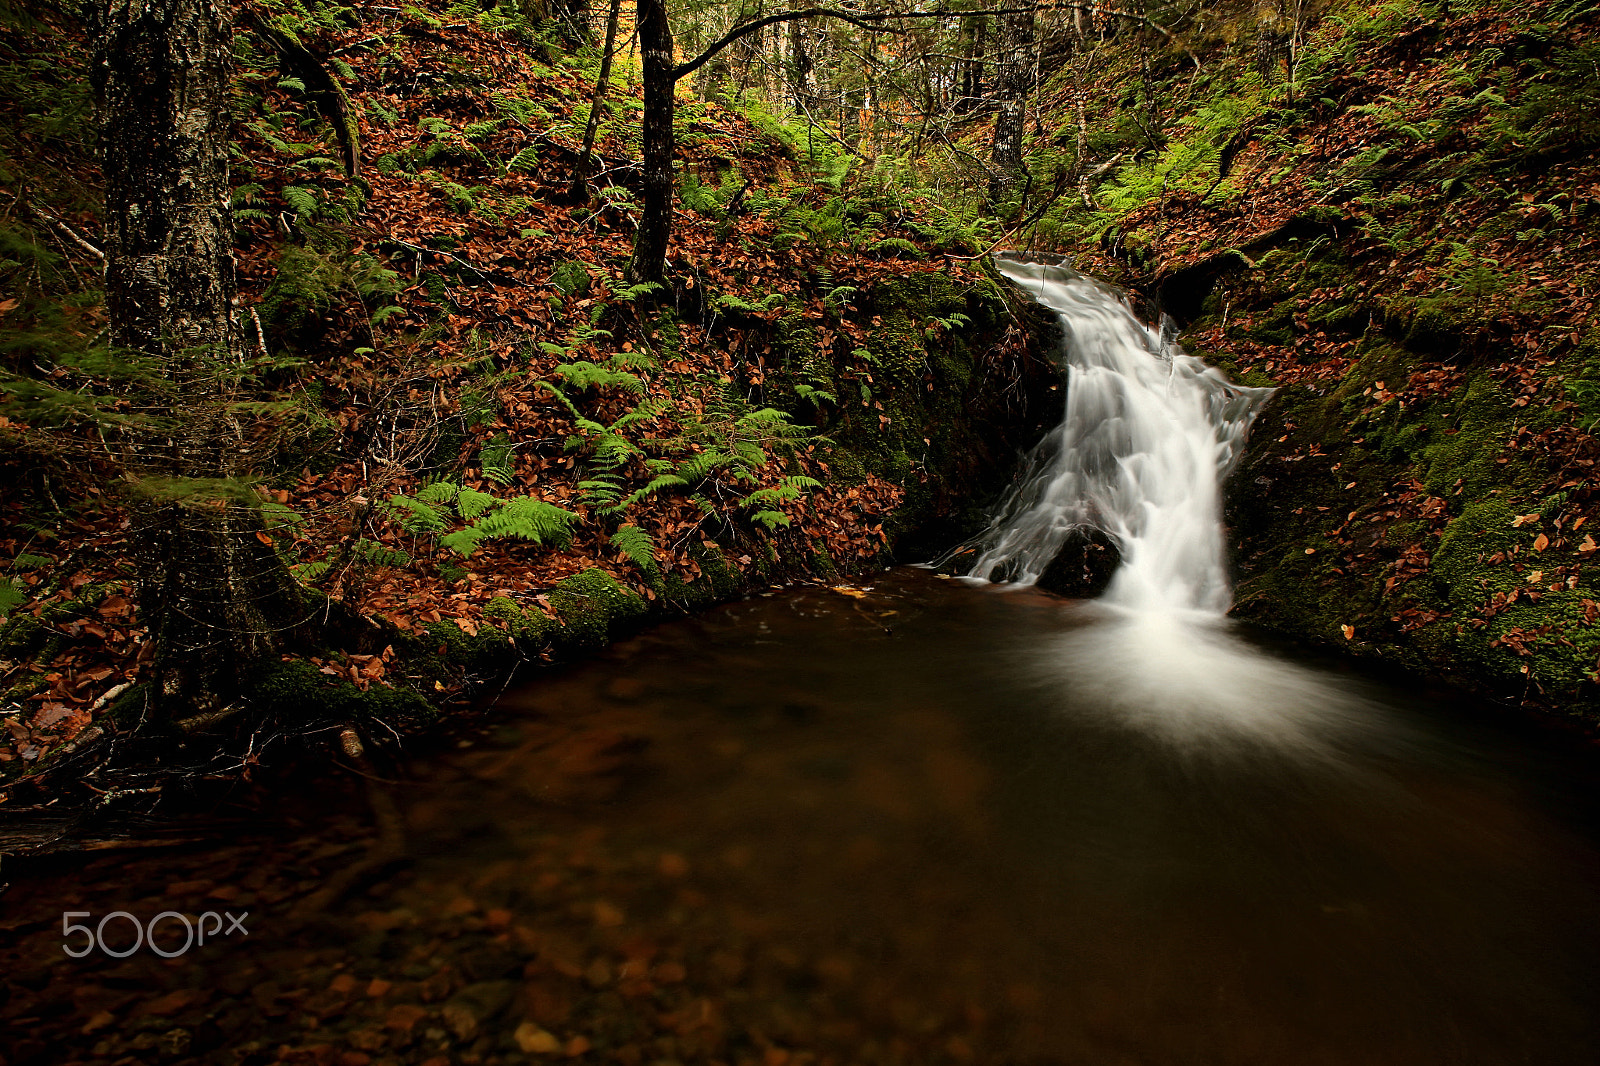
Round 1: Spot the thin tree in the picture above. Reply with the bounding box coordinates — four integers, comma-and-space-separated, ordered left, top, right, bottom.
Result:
573, 0, 625, 201
628, 2, 947, 284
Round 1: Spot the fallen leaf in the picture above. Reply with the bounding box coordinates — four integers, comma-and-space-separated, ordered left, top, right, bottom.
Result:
1341, 625, 1355, 640
1534, 533, 1550, 551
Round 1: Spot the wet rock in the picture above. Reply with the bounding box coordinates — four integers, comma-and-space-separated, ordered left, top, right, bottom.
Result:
514, 1021, 561, 1053
441, 979, 517, 1040
1035, 527, 1120, 598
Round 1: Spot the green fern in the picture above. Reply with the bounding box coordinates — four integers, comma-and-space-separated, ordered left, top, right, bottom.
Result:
794, 383, 836, 407
282, 184, 321, 218
550, 360, 645, 396
479, 434, 516, 485
611, 524, 659, 574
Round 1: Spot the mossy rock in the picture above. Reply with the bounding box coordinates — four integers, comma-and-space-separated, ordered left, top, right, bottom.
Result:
483, 596, 556, 648
548, 568, 648, 651
421, 619, 517, 675
247, 658, 434, 722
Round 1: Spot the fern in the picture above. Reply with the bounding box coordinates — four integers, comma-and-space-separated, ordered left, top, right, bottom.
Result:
505, 145, 540, 174
609, 472, 687, 514
0, 576, 24, 617
479, 434, 516, 485
353, 538, 412, 568
476, 496, 578, 544
550, 360, 645, 396
611, 524, 659, 574
794, 383, 836, 407
751, 510, 791, 531
282, 184, 321, 218
386, 490, 452, 533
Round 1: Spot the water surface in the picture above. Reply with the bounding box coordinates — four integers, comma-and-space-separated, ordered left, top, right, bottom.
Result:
5, 570, 1600, 1065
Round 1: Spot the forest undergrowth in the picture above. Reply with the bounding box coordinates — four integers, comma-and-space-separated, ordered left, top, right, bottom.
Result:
0, 0, 1054, 809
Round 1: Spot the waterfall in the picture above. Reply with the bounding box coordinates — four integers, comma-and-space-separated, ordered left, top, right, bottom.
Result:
964, 258, 1273, 615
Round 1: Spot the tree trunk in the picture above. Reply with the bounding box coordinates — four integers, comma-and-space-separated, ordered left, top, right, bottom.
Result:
1255, 0, 1288, 81
787, 18, 814, 113
572, 0, 623, 200
95, 0, 302, 719
989, 6, 1035, 208
957, 14, 986, 115
630, 0, 675, 286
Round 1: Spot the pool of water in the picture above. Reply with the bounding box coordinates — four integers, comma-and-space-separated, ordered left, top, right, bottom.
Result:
4, 569, 1600, 1065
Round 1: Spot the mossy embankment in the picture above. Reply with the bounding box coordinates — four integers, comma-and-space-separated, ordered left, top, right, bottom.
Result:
1027, 0, 1600, 714
0, 0, 1059, 794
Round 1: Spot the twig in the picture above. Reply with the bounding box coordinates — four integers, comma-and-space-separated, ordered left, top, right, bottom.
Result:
30, 205, 104, 261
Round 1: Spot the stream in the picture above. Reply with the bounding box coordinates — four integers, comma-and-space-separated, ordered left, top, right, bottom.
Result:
3, 264, 1600, 1064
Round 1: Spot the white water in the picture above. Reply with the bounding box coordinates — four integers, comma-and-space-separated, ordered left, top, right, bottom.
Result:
965, 259, 1273, 615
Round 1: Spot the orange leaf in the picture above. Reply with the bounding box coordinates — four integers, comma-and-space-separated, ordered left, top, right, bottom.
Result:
1533, 533, 1550, 551
1340, 625, 1355, 640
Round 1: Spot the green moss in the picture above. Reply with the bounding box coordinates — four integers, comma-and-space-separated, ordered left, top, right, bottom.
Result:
548, 568, 647, 650
1431, 497, 1522, 608
421, 619, 516, 674
1419, 374, 1515, 498
482, 595, 556, 647
247, 658, 434, 721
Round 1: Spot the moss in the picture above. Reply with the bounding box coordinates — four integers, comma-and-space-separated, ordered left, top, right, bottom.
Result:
1419, 374, 1516, 498
0, 613, 49, 662
548, 568, 648, 650
247, 658, 434, 721
421, 619, 516, 675
482, 596, 556, 648
1431, 497, 1521, 610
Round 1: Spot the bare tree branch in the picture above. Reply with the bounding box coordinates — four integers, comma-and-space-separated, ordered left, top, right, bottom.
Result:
675, 3, 1198, 84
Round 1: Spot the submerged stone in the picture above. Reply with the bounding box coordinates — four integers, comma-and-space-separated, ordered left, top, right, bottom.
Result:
1036, 527, 1121, 598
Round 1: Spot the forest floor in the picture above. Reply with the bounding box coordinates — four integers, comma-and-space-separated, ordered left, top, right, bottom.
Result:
0, 0, 1051, 809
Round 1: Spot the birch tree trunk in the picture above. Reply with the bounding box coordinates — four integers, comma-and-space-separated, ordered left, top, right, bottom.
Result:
989, 6, 1035, 208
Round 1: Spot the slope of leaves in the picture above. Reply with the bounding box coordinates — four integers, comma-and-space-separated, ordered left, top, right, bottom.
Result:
0, 0, 1042, 786
1028, 0, 1600, 714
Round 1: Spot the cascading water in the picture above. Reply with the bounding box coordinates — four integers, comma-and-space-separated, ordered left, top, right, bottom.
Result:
964, 258, 1273, 615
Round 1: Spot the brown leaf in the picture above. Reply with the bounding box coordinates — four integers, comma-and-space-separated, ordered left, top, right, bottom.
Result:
1534, 533, 1550, 551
